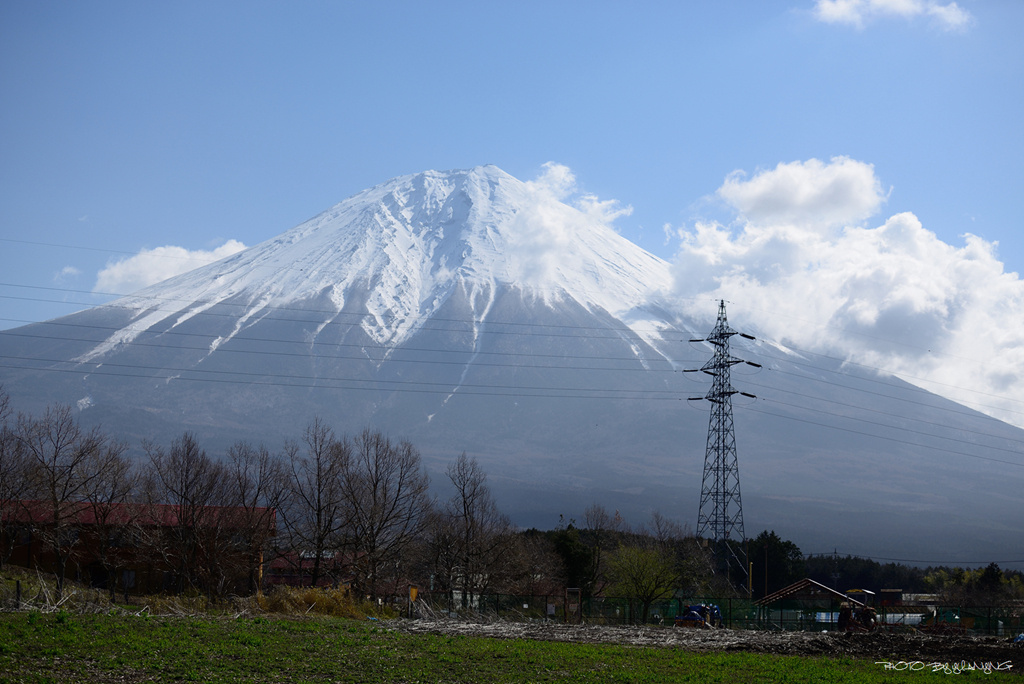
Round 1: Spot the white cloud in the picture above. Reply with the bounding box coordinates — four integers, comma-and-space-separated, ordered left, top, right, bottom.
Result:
506, 163, 633, 291
529, 161, 578, 200
924, 2, 972, 30
54, 266, 81, 283
527, 162, 634, 224
813, 0, 973, 31
717, 157, 886, 228
576, 193, 634, 226
95, 240, 247, 294
671, 157, 1024, 425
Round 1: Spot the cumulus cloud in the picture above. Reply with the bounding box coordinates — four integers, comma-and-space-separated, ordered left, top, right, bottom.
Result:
670, 157, 1024, 425
95, 240, 247, 294
717, 157, 886, 228
813, 0, 973, 31
506, 162, 633, 290
54, 266, 81, 283
529, 161, 578, 201
526, 163, 634, 224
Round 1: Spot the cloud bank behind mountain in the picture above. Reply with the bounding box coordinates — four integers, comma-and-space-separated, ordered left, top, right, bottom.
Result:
669, 156, 1024, 427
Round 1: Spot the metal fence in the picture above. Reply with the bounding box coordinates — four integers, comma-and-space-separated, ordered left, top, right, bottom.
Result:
415, 592, 1021, 635
416, 593, 758, 628
754, 603, 1022, 636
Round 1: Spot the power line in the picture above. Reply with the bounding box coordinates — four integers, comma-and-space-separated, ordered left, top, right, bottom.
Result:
6, 289, 1022, 428
746, 387, 1024, 455
3, 288, 1024, 469
2, 309, 1018, 429
742, 403, 1024, 468
743, 338, 1024, 416
10, 281, 1024, 426
0, 328, 686, 374
4, 320, 1024, 467
0, 357, 684, 400
9, 318, 1019, 452
0, 237, 158, 258
7, 347, 1023, 468
6, 281, 1024, 420
745, 359, 1024, 423
726, 300, 1011, 383
0, 284, 690, 341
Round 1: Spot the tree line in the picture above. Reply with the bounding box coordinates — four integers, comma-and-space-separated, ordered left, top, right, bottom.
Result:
749, 530, 1024, 606
3, 387, 1017, 615
0, 388, 730, 616
0, 390, 505, 603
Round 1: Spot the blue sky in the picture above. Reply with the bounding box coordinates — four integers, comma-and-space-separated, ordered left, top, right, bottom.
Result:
3, 1, 1024, 422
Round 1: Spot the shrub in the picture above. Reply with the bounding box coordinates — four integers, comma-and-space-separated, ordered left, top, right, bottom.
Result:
257, 586, 369, 618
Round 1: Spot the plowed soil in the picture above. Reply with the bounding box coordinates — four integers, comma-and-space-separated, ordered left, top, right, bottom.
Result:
391, 619, 1022, 672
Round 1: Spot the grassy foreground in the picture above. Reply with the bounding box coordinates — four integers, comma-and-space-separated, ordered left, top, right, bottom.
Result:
0, 612, 1014, 683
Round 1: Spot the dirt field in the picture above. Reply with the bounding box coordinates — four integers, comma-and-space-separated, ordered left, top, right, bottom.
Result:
391, 618, 1023, 672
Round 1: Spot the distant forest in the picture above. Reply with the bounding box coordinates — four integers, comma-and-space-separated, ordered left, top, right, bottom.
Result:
756, 526, 1024, 601
2, 388, 1021, 613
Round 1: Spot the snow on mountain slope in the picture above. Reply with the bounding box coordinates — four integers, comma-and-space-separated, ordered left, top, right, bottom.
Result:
77, 166, 673, 362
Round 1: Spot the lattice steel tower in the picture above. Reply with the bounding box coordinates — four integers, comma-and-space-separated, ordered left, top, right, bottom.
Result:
688, 300, 758, 581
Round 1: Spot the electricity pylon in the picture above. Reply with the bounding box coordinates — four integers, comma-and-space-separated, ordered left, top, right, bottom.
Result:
687, 300, 760, 587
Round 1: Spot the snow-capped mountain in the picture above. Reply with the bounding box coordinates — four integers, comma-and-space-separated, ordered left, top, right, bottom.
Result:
78, 166, 672, 361
2, 165, 1021, 566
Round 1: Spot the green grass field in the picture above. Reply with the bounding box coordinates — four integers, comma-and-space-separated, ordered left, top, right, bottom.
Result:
0, 611, 1014, 683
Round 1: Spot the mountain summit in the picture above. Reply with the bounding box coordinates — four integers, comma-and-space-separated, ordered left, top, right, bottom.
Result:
79, 165, 671, 362
2, 166, 1022, 565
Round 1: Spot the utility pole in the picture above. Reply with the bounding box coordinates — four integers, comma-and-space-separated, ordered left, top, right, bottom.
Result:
687, 300, 759, 587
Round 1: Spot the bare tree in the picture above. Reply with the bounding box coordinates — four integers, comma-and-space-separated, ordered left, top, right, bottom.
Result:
0, 386, 33, 569
341, 429, 430, 600
647, 511, 685, 546
16, 404, 111, 598
444, 453, 513, 609
225, 440, 286, 594
78, 434, 133, 599
421, 502, 460, 605
581, 503, 624, 597
143, 432, 231, 594
280, 418, 348, 587
502, 529, 563, 596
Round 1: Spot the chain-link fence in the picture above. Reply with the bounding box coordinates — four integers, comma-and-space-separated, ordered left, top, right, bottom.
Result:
413, 591, 1021, 635
415, 592, 758, 628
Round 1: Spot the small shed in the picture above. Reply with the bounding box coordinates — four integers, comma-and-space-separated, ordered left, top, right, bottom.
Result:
755, 578, 863, 630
